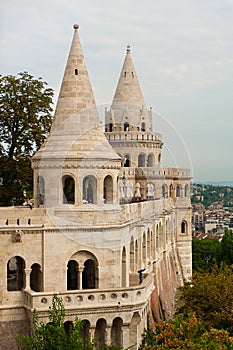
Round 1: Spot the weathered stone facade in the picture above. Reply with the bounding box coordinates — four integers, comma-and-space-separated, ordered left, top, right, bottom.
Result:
0, 25, 192, 349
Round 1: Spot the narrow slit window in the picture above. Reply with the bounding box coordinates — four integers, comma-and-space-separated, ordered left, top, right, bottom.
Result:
75, 68, 78, 76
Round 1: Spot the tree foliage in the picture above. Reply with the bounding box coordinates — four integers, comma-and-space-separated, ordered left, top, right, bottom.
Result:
140, 313, 233, 349
192, 229, 233, 272
15, 295, 95, 350
15, 294, 121, 350
0, 72, 53, 205
192, 237, 221, 271
175, 264, 233, 335
221, 229, 233, 265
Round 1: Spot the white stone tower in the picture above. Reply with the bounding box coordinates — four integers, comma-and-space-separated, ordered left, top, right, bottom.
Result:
0, 25, 192, 350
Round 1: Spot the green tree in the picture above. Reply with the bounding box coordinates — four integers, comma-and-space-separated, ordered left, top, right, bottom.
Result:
221, 228, 233, 265
0, 72, 53, 205
16, 294, 121, 350
175, 265, 233, 335
192, 237, 221, 271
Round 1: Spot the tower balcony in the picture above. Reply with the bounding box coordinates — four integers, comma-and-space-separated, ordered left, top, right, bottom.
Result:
23, 272, 154, 315
105, 131, 162, 143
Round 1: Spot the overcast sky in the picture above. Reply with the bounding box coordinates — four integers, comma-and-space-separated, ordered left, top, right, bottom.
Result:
1, 0, 233, 182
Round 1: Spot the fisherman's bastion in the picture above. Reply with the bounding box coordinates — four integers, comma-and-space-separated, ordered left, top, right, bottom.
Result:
0, 24, 192, 349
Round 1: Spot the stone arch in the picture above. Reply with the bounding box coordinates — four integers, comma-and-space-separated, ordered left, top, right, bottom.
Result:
138, 153, 146, 167
124, 154, 130, 167
147, 153, 154, 167
80, 319, 90, 339
130, 237, 134, 272
30, 263, 42, 292
156, 224, 159, 250
68, 251, 99, 290
7, 256, 25, 291
147, 229, 151, 258
158, 153, 161, 164
135, 239, 138, 270
63, 175, 75, 204
129, 312, 141, 350
95, 318, 107, 348
64, 321, 73, 336
176, 184, 182, 197
169, 184, 173, 197
124, 122, 129, 131
162, 184, 167, 198
67, 260, 79, 290
146, 182, 154, 199
82, 259, 99, 289
37, 175, 45, 205
111, 317, 123, 347
185, 184, 189, 197
142, 233, 146, 265
121, 246, 127, 287
83, 175, 97, 204
181, 220, 188, 234
103, 175, 113, 204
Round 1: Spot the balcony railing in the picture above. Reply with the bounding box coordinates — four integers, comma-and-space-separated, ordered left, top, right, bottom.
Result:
23, 273, 154, 313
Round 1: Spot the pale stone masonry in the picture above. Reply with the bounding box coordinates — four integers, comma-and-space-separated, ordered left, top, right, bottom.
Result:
0, 24, 192, 349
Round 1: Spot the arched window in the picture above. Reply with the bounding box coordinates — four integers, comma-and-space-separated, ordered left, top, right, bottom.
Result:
162, 184, 167, 198
111, 318, 123, 347
109, 123, 113, 132
103, 175, 113, 204
158, 153, 161, 164
30, 263, 42, 292
130, 237, 134, 272
64, 321, 73, 336
83, 175, 97, 204
82, 259, 98, 289
80, 320, 90, 339
169, 184, 173, 197
141, 122, 145, 131
138, 153, 146, 167
181, 221, 187, 234
129, 313, 141, 347
142, 233, 146, 265
67, 260, 79, 290
124, 154, 130, 167
176, 184, 182, 197
7, 256, 25, 291
124, 122, 129, 131
147, 153, 154, 167
121, 247, 127, 287
63, 176, 75, 204
95, 319, 107, 348
37, 176, 45, 205
185, 184, 189, 197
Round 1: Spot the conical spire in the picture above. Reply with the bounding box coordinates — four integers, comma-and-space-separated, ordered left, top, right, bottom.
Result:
112, 45, 146, 107
52, 24, 96, 128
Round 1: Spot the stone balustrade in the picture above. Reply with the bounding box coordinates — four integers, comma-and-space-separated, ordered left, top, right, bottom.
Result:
105, 131, 162, 142
23, 273, 154, 312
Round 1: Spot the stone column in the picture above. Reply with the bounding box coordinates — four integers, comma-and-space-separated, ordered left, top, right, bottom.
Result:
24, 268, 31, 290
105, 326, 111, 345
78, 266, 84, 289
122, 326, 130, 348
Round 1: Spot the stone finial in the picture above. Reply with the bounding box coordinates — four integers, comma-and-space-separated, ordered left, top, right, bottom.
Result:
73, 24, 79, 30
126, 44, 131, 54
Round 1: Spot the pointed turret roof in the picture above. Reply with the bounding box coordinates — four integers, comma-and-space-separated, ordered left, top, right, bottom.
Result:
112, 45, 146, 107
32, 25, 121, 166
52, 24, 96, 129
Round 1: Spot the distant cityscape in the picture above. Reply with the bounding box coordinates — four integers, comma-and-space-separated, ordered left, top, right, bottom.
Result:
191, 183, 233, 240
